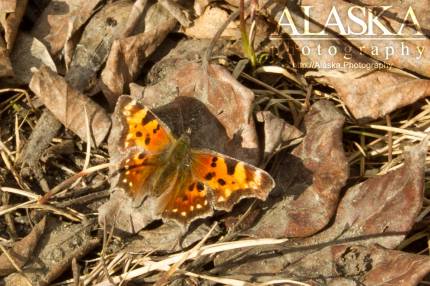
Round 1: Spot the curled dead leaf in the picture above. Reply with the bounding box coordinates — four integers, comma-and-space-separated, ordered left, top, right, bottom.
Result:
318, 70, 430, 120
32, 0, 103, 56
29, 66, 111, 146
249, 101, 348, 238
100, 1, 177, 107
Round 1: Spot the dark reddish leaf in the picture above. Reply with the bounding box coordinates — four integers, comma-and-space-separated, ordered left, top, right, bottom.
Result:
29, 66, 111, 146
249, 101, 348, 237
287, 244, 430, 286
306, 138, 427, 249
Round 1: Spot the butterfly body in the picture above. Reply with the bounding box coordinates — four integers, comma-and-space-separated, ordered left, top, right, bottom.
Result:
114, 96, 275, 227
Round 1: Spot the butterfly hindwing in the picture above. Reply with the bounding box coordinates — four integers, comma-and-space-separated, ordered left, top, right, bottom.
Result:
191, 150, 275, 211
115, 151, 162, 202
161, 169, 213, 225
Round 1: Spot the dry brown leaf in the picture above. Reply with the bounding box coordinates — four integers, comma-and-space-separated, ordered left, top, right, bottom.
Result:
184, 7, 240, 39
249, 101, 348, 238
268, 1, 430, 119
0, 36, 13, 78
287, 244, 430, 286
215, 139, 427, 280
65, 0, 136, 92
305, 137, 428, 249
0, 0, 16, 12
100, 1, 177, 107
31, 0, 102, 56
9, 32, 56, 84
0, 217, 46, 276
256, 110, 303, 155
29, 66, 111, 146
319, 70, 430, 120
0, 0, 27, 50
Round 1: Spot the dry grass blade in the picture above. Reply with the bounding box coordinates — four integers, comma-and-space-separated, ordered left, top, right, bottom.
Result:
0, 243, 22, 273
0, 187, 41, 200
95, 238, 288, 285
155, 223, 218, 286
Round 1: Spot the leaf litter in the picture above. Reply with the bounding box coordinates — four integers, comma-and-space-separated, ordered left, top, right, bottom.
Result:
0, 0, 430, 285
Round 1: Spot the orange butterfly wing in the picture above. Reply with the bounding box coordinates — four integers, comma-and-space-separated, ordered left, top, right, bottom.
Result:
161, 149, 275, 226
115, 96, 175, 200
161, 169, 213, 226
190, 150, 275, 211
117, 96, 174, 153
114, 96, 275, 227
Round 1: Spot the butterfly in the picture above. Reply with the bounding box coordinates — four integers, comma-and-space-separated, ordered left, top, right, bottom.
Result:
113, 95, 275, 228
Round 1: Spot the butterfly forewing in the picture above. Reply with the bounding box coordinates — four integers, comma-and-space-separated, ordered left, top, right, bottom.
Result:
191, 150, 275, 211
118, 96, 174, 154
115, 96, 176, 202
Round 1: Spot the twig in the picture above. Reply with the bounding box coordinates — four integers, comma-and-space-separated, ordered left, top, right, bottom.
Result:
39, 162, 112, 203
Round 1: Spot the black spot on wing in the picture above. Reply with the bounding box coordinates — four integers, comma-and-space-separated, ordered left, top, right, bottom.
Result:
136, 131, 142, 137
218, 178, 226, 186
197, 182, 205, 192
205, 172, 215, 180
142, 112, 156, 126
153, 123, 161, 134
145, 135, 151, 145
